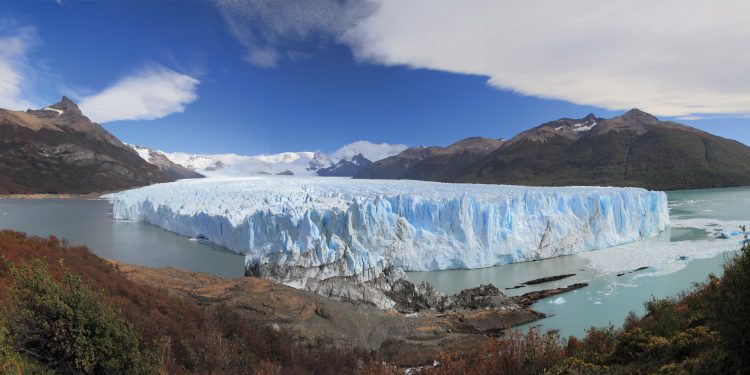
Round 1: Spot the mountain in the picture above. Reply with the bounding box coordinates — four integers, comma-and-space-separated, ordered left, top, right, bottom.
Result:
128, 145, 204, 180
143, 141, 405, 178
354, 137, 505, 181
158, 151, 333, 177
356, 110, 750, 190
0, 97, 171, 194
317, 153, 373, 176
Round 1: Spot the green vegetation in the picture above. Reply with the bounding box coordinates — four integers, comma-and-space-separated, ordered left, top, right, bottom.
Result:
6, 260, 157, 374
0, 230, 388, 374
0, 228, 748, 374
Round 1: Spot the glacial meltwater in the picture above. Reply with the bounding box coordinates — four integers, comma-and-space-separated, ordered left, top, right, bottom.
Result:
1, 186, 748, 338
408, 187, 750, 337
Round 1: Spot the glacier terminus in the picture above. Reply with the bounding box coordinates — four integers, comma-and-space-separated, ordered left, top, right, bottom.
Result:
107, 177, 668, 306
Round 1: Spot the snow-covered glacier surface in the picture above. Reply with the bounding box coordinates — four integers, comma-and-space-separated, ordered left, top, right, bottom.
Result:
107, 177, 668, 283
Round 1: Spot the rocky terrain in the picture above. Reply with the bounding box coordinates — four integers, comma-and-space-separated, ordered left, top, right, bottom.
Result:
112, 260, 585, 366
356, 109, 750, 190
0, 97, 171, 194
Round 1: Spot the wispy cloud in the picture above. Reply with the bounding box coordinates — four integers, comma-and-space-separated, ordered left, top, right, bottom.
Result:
218, 0, 750, 117
0, 25, 40, 110
79, 66, 200, 123
216, 0, 377, 68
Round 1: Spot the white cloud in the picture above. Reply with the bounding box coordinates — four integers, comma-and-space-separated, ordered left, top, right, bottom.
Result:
340, 1, 750, 117
219, 0, 750, 117
331, 140, 407, 161
0, 26, 39, 110
79, 67, 199, 123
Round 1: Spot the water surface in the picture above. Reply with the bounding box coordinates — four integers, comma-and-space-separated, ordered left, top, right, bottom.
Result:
0, 199, 244, 278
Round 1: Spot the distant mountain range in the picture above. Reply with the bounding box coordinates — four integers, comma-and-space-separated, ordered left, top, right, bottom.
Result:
130, 141, 404, 178
356, 109, 750, 190
3, 99, 748, 194
0, 97, 171, 194
0, 95, 406, 194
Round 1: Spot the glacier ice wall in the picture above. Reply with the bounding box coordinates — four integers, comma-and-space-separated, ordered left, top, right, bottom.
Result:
108, 177, 668, 283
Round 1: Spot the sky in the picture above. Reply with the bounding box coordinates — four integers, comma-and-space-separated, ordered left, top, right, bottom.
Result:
1, 0, 750, 155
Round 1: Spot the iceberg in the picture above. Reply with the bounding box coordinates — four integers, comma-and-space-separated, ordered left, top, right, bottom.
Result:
108, 177, 668, 286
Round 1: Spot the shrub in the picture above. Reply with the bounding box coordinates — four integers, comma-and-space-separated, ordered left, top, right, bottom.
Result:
674, 348, 732, 375
0, 323, 51, 375
6, 260, 158, 374
421, 329, 565, 375
622, 311, 639, 332
706, 239, 750, 371
545, 357, 605, 375
672, 326, 718, 359
574, 325, 617, 364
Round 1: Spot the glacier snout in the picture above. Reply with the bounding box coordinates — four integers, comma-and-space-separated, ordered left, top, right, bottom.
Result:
108, 177, 669, 295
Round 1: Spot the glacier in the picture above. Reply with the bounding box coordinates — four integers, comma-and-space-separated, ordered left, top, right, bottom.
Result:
107, 177, 669, 288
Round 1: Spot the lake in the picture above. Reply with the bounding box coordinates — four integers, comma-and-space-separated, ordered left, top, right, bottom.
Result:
1, 186, 748, 337
0, 198, 245, 278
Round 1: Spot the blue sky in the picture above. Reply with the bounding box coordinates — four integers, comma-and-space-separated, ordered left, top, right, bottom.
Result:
1, 1, 749, 155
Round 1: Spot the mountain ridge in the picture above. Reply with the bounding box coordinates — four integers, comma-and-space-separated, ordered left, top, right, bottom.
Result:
356, 110, 750, 190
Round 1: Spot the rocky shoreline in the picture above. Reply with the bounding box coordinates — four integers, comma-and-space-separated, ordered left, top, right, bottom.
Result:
112, 261, 585, 366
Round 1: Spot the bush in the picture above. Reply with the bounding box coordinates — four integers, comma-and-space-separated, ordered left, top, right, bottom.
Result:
707, 241, 750, 371
611, 328, 670, 364
672, 326, 718, 359
0, 323, 51, 375
545, 357, 605, 375
574, 325, 617, 364
420, 329, 566, 375
6, 260, 158, 374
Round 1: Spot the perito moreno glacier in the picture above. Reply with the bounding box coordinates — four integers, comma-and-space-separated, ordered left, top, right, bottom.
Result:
108, 177, 669, 287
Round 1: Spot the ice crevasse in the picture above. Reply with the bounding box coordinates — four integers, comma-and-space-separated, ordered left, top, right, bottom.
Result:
107, 177, 669, 282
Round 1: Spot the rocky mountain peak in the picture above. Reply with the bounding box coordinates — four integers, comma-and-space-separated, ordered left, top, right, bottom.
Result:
26, 96, 84, 120
620, 108, 658, 124
49, 96, 83, 116
350, 153, 370, 165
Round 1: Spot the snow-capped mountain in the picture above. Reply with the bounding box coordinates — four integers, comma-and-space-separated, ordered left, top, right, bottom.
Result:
128, 144, 204, 180
317, 153, 373, 176
129, 141, 407, 178
160, 150, 331, 177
